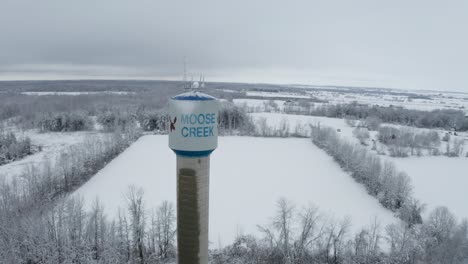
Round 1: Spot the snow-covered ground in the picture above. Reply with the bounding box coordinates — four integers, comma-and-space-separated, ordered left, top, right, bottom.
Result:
390, 156, 468, 220
231, 88, 468, 113
0, 130, 101, 181
74, 135, 398, 248
247, 112, 468, 221
302, 89, 468, 112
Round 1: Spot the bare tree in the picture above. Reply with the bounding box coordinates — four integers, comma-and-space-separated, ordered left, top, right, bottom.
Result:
273, 198, 295, 262
294, 204, 322, 262
156, 201, 176, 259
127, 186, 146, 264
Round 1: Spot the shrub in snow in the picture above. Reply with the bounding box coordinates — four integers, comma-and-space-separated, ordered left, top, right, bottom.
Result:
0, 131, 32, 165
263, 99, 279, 112
378, 126, 440, 157
345, 116, 358, 127
445, 138, 465, 157
364, 116, 382, 131
218, 102, 256, 135
442, 133, 451, 142
388, 145, 409, 157
137, 111, 168, 132
97, 111, 137, 132
353, 127, 370, 145
309, 103, 468, 131
38, 112, 93, 132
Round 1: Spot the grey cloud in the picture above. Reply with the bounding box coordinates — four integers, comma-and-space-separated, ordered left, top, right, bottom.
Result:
0, 0, 467, 91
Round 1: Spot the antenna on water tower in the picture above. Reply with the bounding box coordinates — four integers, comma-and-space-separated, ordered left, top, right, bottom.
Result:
169, 63, 218, 264
183, 56, 192, 90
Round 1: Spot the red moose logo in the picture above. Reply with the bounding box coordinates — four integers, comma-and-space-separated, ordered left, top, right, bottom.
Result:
170, 117, 177, 132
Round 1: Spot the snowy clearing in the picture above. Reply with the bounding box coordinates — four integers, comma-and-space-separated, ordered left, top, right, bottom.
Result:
74, 135, 398, 248
390, 156, 468, 220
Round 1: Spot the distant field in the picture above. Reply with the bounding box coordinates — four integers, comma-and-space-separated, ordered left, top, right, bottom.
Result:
390, 156, 468, 220
74, 135, 398, 247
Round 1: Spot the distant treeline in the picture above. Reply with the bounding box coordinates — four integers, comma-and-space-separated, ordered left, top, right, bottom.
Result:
0, 92, 171, 127
0, 90, 261, 136
0, 80, 181, 93
310, 103, 468, 131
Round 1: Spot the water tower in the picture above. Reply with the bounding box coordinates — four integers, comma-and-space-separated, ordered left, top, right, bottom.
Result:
169, 90, 218, 264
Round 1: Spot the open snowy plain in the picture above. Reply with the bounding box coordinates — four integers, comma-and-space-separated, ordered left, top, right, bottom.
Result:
75, 135, 398, 247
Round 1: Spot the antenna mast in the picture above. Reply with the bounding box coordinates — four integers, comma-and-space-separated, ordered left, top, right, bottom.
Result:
183, 56, 191, 90
182, 57, 206, 91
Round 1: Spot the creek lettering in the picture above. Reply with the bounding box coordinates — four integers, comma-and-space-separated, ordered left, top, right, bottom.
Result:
180, 113, 216, 138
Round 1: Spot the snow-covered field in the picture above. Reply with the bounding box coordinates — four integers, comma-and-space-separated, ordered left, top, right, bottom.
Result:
74, 135, 398, 247
390, 156, 468, 220
303, 89, 468, 112
0, 130, 101, 181
231, 88, 468, 113
248, 112, 468, 221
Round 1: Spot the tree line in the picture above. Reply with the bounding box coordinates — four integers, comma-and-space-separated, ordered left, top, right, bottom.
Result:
0, 128, 140, 217
309, 102, 468, 131
1, 92, 260, 136
3, 190, 466, 264
213, 198, 468, 264
376, 126, 466, 157
0, 187, 176, 264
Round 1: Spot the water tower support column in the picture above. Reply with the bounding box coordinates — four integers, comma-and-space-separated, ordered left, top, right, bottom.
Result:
177, 156, 209, 264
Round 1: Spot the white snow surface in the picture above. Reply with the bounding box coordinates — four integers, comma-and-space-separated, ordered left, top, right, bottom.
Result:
75, 135, 398, 247
390, 156, 468, 220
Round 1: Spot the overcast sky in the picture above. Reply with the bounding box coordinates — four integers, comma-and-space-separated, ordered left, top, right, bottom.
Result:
1, 0, 467, 92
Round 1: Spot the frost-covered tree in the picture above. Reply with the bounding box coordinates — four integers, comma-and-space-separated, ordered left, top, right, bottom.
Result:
127, 186, 146, 264
353, 127, 370, 145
